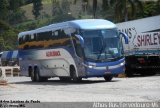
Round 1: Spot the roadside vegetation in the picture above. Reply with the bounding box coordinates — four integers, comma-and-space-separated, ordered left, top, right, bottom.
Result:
0, 0, 160, 51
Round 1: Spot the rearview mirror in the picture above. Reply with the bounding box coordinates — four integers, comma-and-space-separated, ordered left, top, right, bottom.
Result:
119, 32, 128, 44
75, 34, 84, 48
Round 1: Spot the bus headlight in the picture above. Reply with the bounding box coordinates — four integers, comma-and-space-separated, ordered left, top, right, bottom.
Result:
88, 65, 94, 68
120, 61, 125, 66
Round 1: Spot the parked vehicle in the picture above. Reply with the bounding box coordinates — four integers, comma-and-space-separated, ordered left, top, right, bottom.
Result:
0, 52, 3, 66
0, 50, 18, 66
117, 15, 160, 76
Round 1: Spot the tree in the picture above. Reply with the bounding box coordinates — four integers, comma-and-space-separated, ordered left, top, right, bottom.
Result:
93, 0, 97, 18
109, 0, 143, 22
32, 0, 43, 19
73, 0, 90, 15
0, 0, 9, 21
61, 0, 70, 15
52, 0, 62, 16
0, 20, 10, 32
8, 0, 26, 25
8, 0, 24, 11
73, 0, 98, 18
143, 0, 160, 17
52, 0, 75, 22
9, 9, 26, 25
0, 20, 17, 51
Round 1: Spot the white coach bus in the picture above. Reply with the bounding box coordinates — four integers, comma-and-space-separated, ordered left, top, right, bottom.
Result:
18, 19, 128, 82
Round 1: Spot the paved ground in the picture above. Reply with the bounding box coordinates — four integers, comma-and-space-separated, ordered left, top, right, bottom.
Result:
0, 75, 160, 102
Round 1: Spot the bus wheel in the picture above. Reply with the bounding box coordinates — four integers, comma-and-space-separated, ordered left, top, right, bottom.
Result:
104, 75, 113, 82
70, 66, 82, 82
125, 66, 133, 77
30, 69, 36, 82
34, 68, 42, 82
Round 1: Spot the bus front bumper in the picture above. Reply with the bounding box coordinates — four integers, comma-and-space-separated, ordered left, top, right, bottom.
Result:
84, 59, 125, 77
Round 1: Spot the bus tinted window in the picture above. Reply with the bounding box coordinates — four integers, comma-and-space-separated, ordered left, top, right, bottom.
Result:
19, 28, 74, 49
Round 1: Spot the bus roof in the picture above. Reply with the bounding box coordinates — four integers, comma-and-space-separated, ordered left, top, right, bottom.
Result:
69, 19, 116, 29
18, 19, 116, 37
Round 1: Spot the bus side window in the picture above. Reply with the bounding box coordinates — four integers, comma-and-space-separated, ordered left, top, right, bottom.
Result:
41, 31, 52, 41
47, 31, 52, 40
52, 30, 58, 39
23, 35, 25, 43
64, 28, 72, 47
25, 35, 30, 42
70, 29, 84, 57
19, 37, 23, 45
38, 32, 43, 41
59, 29, 66, 37
23, 35, 30, 49
33, 33, 37, 41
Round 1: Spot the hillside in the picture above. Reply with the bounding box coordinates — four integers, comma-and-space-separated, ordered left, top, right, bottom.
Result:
21, 0, 52, 20
21, 0, 100, 20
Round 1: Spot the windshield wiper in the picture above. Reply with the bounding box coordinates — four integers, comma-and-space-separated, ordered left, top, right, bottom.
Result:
97, 40, 107, 60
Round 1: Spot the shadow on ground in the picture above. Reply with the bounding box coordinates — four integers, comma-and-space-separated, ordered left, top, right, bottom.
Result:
9, 78, 120, 86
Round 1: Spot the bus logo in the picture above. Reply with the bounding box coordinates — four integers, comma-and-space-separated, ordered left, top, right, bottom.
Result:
46, 51, 61, 57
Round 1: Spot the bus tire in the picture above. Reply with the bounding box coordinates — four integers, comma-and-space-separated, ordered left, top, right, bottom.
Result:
140, 69, 156, 76
104, 75, 113, 82
41, 77, 48, 82
34, 67, 43, 82
30, 68, 36, 82
125, 66, 133, 77
70, 66, 82, 82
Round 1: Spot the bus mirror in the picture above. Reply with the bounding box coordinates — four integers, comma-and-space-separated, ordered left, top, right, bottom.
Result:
75, 34, 84, 47
119, 32, 128, 44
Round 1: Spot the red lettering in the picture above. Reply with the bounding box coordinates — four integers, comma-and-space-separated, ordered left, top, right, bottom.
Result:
141, 35, 145, 46
137, 35, 141, 47
158, 33, 160, 44
136, 32, 160, 47
46, 51, 61, 57
146, 34, 150, 46
149, 34, 154, 45
153, 33, 158, 45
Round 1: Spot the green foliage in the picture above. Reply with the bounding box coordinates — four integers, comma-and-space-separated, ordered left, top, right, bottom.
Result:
16, 14, 75, 31
1, 29, 17, 50
52, 0, 62, 16
51, 14, 75, 23
32, 0, 43, 19
108, 0, 144, 22
143, 1, 160, 17
0, 0, 9, 21
8, 0, 24, 10
0, 25, 18, 51
61, 0, 70, 15
9, 9, 27, 25
0, 20, 10, 31
0, 0, 160, 51
93, 0, 97, 18
0, 20, 10, 50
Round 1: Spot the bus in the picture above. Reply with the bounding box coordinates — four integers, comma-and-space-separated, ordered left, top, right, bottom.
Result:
18, 19, 128, 82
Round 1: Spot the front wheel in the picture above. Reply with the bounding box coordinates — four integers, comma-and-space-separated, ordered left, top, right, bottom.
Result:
70, 66, 82, 82
104, 75, 113, 82
125, 66, 133, 77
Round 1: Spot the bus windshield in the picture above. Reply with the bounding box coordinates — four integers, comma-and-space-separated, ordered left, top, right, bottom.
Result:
81, 29, 123, 62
